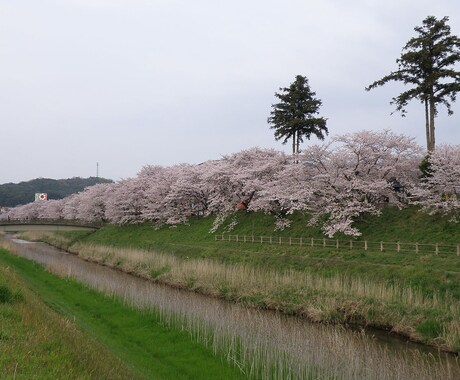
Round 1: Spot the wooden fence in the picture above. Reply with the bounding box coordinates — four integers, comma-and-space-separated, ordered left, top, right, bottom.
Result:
215, 234, 460, 256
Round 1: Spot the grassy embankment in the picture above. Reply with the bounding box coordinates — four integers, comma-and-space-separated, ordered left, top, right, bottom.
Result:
0, 249, 138, 379
22, 207, 460, 352
0, 248, 245, 380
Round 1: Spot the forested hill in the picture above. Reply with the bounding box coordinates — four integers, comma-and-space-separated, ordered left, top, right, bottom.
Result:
0, 177, 113, 207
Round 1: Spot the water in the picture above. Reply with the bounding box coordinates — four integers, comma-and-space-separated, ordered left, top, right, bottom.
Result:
2, 234, 459, 380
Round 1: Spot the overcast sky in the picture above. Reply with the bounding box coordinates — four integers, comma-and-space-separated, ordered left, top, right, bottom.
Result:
1, 0, 460, 184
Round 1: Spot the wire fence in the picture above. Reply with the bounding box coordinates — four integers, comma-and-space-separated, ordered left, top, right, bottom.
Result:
215, 234, 460, 256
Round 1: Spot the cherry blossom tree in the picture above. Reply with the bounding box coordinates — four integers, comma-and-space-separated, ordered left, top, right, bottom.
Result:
202, 148, 289, 231
249, 160, 313, 229
105, 177, 150, 225
38, 199, 64, 220
1, 132, 432, 237
61, 194, 83, 220
413, 145, 460, 220
160, 163, 212, 225
140, 165, 178, 225
9, 201, 42, 221
300, 130, 422, 236
76, 183, 113, 223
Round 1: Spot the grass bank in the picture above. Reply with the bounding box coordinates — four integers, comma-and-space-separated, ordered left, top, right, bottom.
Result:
18, 208, 460, 352
0, 248, 245, 380
0, 249, 138, 380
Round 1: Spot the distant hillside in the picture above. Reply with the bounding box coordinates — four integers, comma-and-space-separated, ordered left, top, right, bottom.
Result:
0, 177, 113, 207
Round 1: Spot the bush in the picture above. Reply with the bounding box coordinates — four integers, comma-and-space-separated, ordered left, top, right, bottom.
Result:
0, 284, 22, 303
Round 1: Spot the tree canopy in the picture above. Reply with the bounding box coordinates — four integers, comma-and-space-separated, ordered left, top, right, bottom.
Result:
268, 75, 328, 156
8, 131, 455, 237
366, 16, 460, 152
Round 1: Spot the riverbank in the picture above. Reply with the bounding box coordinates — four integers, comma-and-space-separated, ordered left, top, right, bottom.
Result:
0, 248, 138, 379
0, 246, 245, 380
15, 209, 460, 353
2, 236, 459, 380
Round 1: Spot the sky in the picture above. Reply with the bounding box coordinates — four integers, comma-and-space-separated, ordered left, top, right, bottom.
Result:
1, 0, 460, 184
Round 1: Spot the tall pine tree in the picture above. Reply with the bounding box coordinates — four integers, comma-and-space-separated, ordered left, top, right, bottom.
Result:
366, 16, 460, 152
268, 75, 328, 156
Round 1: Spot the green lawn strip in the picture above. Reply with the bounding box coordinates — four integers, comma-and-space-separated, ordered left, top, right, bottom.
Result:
0, 250, 137, 380
0, 249, 245, 380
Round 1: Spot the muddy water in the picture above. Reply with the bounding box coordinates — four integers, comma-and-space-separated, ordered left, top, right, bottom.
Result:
3, 235, 459, 380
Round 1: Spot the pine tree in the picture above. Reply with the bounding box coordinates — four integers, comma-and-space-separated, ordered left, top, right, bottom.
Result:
268, 75, 328, 156
366, 16, 460, 152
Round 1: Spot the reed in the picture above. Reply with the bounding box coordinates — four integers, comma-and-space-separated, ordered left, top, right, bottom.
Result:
61, 242, 460, 349
5, 236, 458, 380
4, 232, 460, 348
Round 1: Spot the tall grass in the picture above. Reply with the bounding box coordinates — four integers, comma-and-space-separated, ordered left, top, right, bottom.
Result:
72, 243, 451, 307
2, 235, 459, 380
8, 230, 460, 350
61, 242, 459, 349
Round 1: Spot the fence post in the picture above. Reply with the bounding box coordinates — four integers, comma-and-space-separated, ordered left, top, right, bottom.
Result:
236, 235, 239, 242
289, 237, 292, 246
435, 243, 439, 255
364, 241, 368, 251
252, 235, 254, 243
336, 239, 339, 249
244, 235, 246, 243
397, 242, 400, 253
457, 245, 460, 256
349, 240, 352, 250
279, 236, 282, 245
300, 237, 303, 247
270, 236, 272, 244
311, 238, 314, 247
415, 242, 419, 254
380, 241, 383, 252
260, 236, 263, 244
323, 238, 326, 247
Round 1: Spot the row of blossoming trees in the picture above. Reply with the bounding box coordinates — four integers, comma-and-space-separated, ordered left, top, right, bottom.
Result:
1, 130, 459, 237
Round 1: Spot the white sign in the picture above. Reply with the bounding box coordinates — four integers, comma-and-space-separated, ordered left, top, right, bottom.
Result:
35, 193, 48, 201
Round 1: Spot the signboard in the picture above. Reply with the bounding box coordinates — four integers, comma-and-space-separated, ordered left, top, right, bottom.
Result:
35, 193, 48, 201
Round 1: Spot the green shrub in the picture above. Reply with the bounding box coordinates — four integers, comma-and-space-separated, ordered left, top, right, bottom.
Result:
0, 285, 18, 303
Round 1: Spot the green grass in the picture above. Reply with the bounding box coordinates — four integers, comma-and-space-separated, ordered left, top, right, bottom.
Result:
63, 209, 460, 301
0, 249, 245, 380
24, 207, 460, 351
354, 206, 460, 244
0, 249, 138, 380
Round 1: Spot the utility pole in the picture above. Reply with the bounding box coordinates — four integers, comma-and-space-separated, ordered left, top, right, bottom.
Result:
96, 162, 99, 178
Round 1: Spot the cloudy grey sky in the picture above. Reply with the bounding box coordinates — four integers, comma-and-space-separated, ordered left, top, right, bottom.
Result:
1, 0, 460, 184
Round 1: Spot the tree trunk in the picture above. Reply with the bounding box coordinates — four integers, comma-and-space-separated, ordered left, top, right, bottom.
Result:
429, 95, 436, 152
424, 98, 431, 151
292, 131, 296, 155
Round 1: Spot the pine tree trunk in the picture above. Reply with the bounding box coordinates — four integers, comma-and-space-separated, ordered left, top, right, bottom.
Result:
429, 95, 436, 152
424, 99, 431, 152
292, 131, 296, 155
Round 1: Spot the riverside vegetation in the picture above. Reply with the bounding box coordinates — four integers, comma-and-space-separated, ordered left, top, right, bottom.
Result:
16, 208, 460, 353
0, 249, 138, 379
3, 236, 459, 380
0, 246, 245, 380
